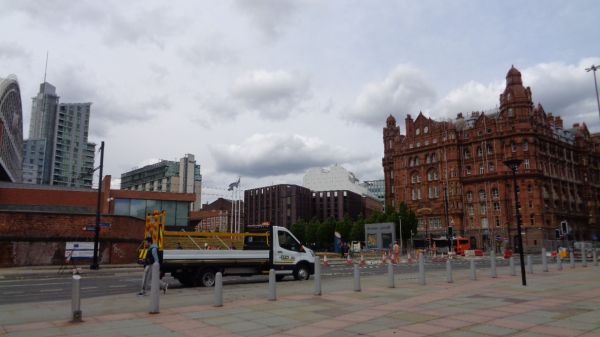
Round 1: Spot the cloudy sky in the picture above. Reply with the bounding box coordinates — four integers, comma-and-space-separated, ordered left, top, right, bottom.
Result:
1, 0, 599, 204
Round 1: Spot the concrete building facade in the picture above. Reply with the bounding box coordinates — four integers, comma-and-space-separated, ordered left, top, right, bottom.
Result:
0, 75, 23, 183
383, 66, 600, 251
303, 165, 374, 198
120, 154, 202, 211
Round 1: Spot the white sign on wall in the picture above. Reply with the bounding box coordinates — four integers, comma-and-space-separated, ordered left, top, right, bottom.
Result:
65, 242, 97, 260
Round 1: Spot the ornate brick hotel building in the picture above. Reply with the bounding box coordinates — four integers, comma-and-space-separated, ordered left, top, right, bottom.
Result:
383, 66, 600, 251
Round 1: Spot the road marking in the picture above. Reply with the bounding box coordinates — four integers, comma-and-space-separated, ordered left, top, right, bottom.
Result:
82, 286, 98, 290
109, 285, 127, 288
0, 281, 70, 288
40, 288, 63, 292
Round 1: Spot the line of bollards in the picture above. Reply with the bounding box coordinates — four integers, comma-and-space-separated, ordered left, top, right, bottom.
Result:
70, 248, 600, 320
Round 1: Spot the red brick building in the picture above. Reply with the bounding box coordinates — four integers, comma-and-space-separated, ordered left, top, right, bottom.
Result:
383, 66, 600, 251
0, 175, 195, 266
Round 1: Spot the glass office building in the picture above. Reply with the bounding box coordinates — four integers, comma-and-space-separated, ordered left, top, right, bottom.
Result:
113, 198, 190, 227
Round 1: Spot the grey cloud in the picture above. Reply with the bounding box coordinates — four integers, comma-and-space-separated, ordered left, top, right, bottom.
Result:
209, 133, 365, 178
1, 1, 106, 28
345, 65, 437, 128
179, 36, 238, 66
0, 43, 31, 62
51, 65, 168, 137
234, 0, 301, 39
232, 70, 310, 120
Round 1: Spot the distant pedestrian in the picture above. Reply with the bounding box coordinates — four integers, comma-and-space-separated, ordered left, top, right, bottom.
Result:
138, 237, 168, 295
393, 241, 400, 264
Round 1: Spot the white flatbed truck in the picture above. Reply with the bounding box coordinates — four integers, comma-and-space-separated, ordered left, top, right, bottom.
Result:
159, 225, 315, 287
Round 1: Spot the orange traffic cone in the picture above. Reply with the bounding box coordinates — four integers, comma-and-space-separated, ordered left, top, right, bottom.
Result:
323, 255, 330, 267
346, 254, 353, 266
360, 254, 366, 267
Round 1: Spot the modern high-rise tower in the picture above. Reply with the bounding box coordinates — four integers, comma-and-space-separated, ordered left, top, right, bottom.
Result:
22, 82, 95, 188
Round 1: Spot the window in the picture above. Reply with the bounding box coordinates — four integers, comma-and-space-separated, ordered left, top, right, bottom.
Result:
416, 128, 420, 135
412, 189, 418, 200
530, 214, 535, 226
428, 186, 439, 199
494, 202, 500, 211
479, 164, 485, 175
511, 142, 517, 152
477, 146, 483, 157
523, 141, 529, 151
527, 184, 533, 193
466, 166, 472, 175
427, 169, 438, 181
411, 173, 420, 184
492, 188, 499, 199
487, 144, 494, 155
508, 108, 514, 116
481, 217, 489, 229
479, 190, 486, 201
479, 203, 487, 215
466, 191, 473, 202
524, 159, 530, 169
495, 217, 501, 227
468, 205, 474, 216
489, 163, 495, 172
424, 126, 429, 133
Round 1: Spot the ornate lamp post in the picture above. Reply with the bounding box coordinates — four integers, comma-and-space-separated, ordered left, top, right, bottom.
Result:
504, 159, 527, 286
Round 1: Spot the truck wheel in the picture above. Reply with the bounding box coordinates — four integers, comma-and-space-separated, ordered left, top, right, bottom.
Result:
293, 264, 310, 280
199, 269, 216, 287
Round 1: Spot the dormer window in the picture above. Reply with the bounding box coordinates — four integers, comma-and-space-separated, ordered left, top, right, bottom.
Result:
508, 108, 514, 117
416, 128, 420, 136
424, 126, 429, 134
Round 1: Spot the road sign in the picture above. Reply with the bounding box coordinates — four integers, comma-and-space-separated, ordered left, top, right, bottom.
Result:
83, 226, 96, 231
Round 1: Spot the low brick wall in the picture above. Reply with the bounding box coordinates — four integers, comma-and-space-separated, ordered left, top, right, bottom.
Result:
0, 211, 145, 267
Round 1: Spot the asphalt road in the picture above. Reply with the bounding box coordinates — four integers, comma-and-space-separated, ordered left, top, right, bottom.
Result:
0, 257, 528, 305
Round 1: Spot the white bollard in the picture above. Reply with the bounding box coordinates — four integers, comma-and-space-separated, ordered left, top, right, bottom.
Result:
71, 274, 82, 322
446, 259, 453, 283
214, 272, 223, 307
542, 248, 548, 272
149, 262, 160, 314
557, 254, 563, 271
510, 256, 516, 276
527, 255, 533, 274
470, 259, 477, 281
353, 263, 361, 292
418, 253, 426, 285
314, 256, 321, 296
490, 250, 497, 278
268, 269, 276, 301
387, 260, 395, 288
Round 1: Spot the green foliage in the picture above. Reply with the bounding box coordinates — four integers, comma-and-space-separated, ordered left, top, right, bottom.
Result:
290, 218, 306, 243
350, 217, 365, 242
305, 217, 319, 248
316, 217, 336, 250
335, 216, 352, 242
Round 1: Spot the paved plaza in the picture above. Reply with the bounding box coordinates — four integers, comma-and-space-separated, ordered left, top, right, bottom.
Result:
1, 261, 600, 337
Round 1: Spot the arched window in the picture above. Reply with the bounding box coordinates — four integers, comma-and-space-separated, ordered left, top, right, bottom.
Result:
479, 190, 486, 201
487, 144, 494, 155
427, 169, 438, 181
492, 188, 499, 199
415, 157, 420, 165
466, 191, 473, 202
477, 146, 483, 157
411, 172, 420, 184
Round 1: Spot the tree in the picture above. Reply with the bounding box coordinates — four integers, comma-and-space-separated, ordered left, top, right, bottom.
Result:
317, 217, 336, 251
290, 218, 306, 244
336, 216, 352, 243
305, 217, 319, 249
350, 217, 365, 242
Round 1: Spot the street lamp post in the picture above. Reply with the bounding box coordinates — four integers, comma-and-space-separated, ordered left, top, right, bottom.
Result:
504, 159, 527, 286
585, 65, 600, 120
90, 141, 104, 270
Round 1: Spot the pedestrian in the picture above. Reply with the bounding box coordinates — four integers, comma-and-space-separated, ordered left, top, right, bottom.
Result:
138, 237, 168, 295
393, 241, 400, 264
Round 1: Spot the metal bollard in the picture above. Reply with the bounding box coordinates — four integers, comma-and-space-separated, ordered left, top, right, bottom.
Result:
570, 251, 575, 269
353, 263, 361, 292
268, 269, 276, 301
490, 250, 497, 278
149, 262, 160, 314
314, 256, 321, 296
582, 247, 587, 268
557, 254, 563, 271
214, 272, 223, 307
446, 259, 453, 283
510, 256, 516, 276
542, 248, 548, 272
71, 274, 82, 322
527, 255, 533, 274
594, 249, 598, 267
418, 253, 426, 285
387, 260, 395, 288
470, 259, 477, 281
